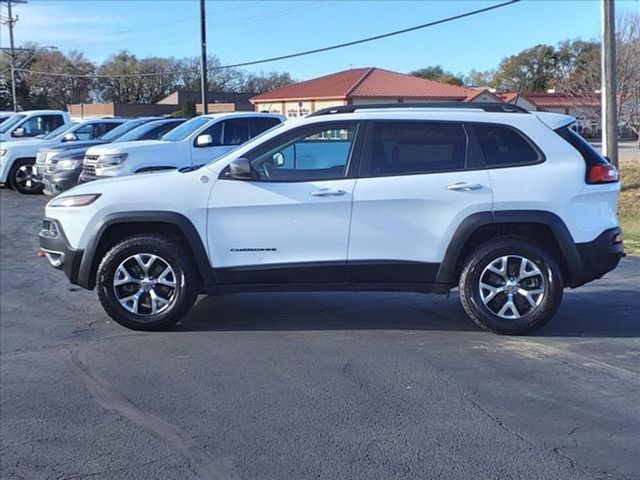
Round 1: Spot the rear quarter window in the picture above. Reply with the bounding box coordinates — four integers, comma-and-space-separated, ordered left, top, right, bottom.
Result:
473, 124, 542, 168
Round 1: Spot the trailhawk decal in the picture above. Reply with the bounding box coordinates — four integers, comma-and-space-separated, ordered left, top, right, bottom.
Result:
230, 248, 277, 252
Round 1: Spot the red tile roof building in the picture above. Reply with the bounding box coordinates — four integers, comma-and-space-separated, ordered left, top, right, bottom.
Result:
251, 68, 499, 117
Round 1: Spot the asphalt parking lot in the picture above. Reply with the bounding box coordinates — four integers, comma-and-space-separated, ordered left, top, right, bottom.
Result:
1, 188, 639, 480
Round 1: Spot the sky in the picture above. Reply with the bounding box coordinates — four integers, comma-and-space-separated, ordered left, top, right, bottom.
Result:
1, 0, 639, 81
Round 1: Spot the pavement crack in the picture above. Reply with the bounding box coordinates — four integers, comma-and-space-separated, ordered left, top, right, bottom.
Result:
69, 342, 224, 480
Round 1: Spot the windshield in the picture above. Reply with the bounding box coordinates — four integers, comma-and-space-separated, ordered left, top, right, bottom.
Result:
0, 114, 25, 133
100, 119, 151, 141
162, 116, 211, 142
114, 120, 166, 143
41, 122, 78, 140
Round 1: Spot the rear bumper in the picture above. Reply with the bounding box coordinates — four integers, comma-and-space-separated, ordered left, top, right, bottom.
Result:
39, 218, 84, 286
574, 227, 624, 286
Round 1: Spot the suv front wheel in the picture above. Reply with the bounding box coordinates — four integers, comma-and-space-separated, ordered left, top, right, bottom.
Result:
96, 234, 198, 330
458, 238, 563, 335
10, 159, 43, 194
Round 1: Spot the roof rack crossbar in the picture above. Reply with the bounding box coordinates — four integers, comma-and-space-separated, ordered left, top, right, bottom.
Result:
308, 102, 529, 117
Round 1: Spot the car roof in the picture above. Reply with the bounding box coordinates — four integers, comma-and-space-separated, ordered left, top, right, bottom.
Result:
17, 110, 68, 115
200, 112, 285, 120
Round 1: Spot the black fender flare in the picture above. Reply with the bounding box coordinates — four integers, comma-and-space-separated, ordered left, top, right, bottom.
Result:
77, 211, 215, 289
436, 210, 585, 287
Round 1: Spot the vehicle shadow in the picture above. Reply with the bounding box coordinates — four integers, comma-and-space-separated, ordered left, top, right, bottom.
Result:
174, 288, 640, 338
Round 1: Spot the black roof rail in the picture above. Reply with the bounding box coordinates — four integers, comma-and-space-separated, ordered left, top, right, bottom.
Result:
308, 102, 529, 117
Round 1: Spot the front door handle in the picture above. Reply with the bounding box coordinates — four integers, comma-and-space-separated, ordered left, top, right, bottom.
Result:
446, 182, 484, 191
310, 188, 347, 197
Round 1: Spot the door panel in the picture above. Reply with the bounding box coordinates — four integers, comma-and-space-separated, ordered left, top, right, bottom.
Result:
348, 121, 493, 283
207, 122, 360, 284
208, 179, 355, 282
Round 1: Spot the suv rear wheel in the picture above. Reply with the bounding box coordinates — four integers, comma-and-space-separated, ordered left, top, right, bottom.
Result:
96, 234, 198, 330
458, 237, 563, 335
10, 159, 43, 194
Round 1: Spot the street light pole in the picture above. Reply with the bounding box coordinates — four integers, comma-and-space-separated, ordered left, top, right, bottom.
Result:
601, 0, 618, 167
199, 0, 208, 115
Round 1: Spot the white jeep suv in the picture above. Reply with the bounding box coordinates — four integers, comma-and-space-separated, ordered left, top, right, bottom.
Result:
40, 103, 623, 334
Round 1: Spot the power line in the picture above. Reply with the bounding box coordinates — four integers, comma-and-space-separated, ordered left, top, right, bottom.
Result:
17, 0, 521, 79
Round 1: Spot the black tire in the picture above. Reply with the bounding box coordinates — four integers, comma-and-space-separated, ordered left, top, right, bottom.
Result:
458, 237, 563, 335
96, 234, 199, 331
9, 159, 43, 194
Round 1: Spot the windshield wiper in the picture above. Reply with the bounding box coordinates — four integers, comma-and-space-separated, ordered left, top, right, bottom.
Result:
179, 164, 205, 173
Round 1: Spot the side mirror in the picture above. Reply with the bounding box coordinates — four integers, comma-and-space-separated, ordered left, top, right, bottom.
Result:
272, 151, 285, 167
63, 133, 78, 142
229, 158, 252, 179
196, 134, 214, 147
12, 127, 25, 137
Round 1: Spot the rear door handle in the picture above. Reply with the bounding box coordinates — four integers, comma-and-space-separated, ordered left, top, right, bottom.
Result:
446, 182, 484, 191
310, 188, 347, 197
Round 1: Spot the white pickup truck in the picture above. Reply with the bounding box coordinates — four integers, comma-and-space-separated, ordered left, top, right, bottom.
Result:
1, 118, 125, 194
0, 110, 71, 143
79, 112, 285, 182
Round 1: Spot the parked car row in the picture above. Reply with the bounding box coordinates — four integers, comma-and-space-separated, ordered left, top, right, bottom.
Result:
0, 110, 285, 196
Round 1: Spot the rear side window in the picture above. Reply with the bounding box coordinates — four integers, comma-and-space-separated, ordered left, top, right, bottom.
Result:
250, 117, 281, 138
554, 126, 608, 166
474, 124, 541, 167
362, 122, 468, 176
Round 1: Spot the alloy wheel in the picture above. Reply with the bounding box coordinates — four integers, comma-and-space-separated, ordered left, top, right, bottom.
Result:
14, 164, 40, 192
478, 255, 546, 320
112, 253, 177, 316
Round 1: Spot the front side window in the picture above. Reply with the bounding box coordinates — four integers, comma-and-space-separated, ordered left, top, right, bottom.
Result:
248, 124, 357, 181
17, 115, 63, 137
222, 118, 249, 146
250, 117, 281, 137
74, 123, 94, 141
474, 124, 540, 167
362, 122, 468, 176
92, 122, 121, 139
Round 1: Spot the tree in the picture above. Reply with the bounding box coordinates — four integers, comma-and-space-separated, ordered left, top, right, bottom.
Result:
410, 65, 464, 86
493, 44, 558, 91
28, 49, 95, 109
181, 100, 196, 117
463, 69, 496, 88
616, 12, 640, 147
95, 51, 143, 103
241, 71, 295, 93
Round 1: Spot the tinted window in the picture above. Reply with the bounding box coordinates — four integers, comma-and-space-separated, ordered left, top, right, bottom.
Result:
17, 115, 63, 137
248, 124, 357, 181
92, 122, 121, 139
474, 124, 540, 167
102, 119, 151, 141
555, 126, 608, 167
363, 122, 467, 176
74, 123, 94, 140
250, 117, 281, 137
222, 118, 249, 146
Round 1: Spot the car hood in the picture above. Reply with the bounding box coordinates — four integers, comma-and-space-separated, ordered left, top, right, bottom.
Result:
86, 139, 170, 156
3, 138, 50, 149
45, 140, 108, 153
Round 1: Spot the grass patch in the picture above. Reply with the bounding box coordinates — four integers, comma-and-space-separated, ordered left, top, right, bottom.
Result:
619, 159, 640, 255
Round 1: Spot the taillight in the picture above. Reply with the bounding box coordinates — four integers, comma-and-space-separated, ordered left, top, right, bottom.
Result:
588, 164, 619, 184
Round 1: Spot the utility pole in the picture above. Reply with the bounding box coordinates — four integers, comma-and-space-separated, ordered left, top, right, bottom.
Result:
601, 0, 618, 167
7, 0, 18, 112
199, 0, 208, 115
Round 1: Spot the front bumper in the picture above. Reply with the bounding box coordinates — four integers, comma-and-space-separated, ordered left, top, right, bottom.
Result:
39, 218, 84, 286
575, 227, 624, 286
42, 168, 81, 196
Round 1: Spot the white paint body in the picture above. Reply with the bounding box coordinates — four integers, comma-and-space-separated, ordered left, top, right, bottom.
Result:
45, 109, 620, 273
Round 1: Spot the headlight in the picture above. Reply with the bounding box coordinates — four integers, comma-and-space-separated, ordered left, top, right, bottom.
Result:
49, 193, 101, 208
0, 149, 6, 157
55, 158, 83, 170
96, 153, 128, 167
